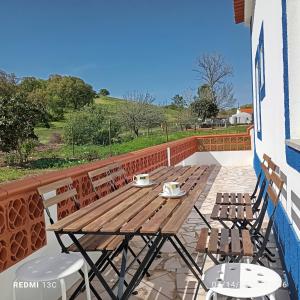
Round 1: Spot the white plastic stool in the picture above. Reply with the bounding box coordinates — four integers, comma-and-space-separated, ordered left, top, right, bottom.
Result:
203, 263, 282, 300
13, 253, 91, 300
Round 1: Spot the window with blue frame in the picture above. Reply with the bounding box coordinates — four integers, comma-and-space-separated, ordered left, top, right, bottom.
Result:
254, 23, 265, 140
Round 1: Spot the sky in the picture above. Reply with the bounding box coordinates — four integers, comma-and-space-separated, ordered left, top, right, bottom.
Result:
0, 0, 251, 105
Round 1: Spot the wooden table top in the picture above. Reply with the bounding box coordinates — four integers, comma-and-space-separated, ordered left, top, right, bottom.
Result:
47, 165, 215, 236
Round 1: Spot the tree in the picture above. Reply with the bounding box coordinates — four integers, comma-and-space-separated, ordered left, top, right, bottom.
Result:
19, 77, 50, 127
99, 88, 110, 96
194, 53, 235, 109
19, 76, 45, 94
64, 105, 119, 145
191, 84, 219, 122
0, 71, 46, 162
177, 108, 198, 130
0, 70, 18, 100
143, 105, 166, 135
46, 75, 96, 116
119, 91, 155, 137
171, 94, 186, 109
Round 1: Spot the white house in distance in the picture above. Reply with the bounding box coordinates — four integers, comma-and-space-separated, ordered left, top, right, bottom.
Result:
234, 0, 300, 298
229, 107, 253, 124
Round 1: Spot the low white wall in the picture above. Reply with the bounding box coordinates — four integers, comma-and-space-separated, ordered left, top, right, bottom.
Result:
177, 151, 253, 167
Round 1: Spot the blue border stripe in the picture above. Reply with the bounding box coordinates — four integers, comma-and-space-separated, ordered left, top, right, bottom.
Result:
282, 0, 290, 140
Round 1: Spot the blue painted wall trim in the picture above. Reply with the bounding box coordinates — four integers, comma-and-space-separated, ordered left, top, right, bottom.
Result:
258, 23, 266, 100
281, 0, 300, 172
282, 0, 290, 140
254, 23, 265, 141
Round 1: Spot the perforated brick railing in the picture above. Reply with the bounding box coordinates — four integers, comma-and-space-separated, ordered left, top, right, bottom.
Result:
0, 130, 251, 272
197, 133, 251, 151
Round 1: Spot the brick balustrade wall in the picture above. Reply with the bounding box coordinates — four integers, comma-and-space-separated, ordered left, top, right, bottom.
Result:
197, 133, 251, 152
0, 130, 251, 272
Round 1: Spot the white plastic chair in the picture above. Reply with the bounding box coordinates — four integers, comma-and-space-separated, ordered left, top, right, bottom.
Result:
13, 253, 91, 300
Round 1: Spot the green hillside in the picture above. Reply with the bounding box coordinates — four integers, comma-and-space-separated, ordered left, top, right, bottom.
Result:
95, 96, 178, 122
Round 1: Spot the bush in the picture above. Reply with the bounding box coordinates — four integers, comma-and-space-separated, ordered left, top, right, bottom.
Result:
4, 139, 38, 165
64, 105, 120, 146
19, 139, 39, 163
78, 150, 99, 161
98, 88, 110, 96
4, 152, 18, 166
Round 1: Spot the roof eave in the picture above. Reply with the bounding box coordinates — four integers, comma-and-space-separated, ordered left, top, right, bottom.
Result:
234, 0, 255, 26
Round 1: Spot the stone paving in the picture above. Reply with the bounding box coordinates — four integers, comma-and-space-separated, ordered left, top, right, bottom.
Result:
67, 166, 290, 300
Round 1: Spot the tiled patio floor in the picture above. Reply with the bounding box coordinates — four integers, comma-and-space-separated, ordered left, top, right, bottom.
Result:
67, 166, 290, 300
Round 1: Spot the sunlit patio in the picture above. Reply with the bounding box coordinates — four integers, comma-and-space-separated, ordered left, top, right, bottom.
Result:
0, 131, 292, 300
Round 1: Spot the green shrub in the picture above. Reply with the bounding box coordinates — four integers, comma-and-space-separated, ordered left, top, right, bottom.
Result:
64, 105, 120, 146
19, 139, 39, 163
78, 149, 99, 161
4, 152, 18, 165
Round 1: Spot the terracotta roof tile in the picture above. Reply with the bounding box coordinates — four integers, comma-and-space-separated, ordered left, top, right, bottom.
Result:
233, 0, 245, 24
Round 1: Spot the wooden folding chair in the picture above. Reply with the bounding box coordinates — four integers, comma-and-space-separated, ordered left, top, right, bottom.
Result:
196, 171, 284, 266
214, 154, 276, 208
107, 162, 128, 188
38, 177, 124, 300
211, 156, 278, 230
88, 166, 115, 197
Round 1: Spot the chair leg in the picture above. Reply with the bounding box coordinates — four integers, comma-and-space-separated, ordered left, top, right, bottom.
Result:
82, 263, 92, 300
60, 279, 67, 300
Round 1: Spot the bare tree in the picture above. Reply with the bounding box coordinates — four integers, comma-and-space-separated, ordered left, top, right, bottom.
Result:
181, 87, 196, 106
194, 53, 236, 109
119, 91, 157, 137
177, 108, 198, 131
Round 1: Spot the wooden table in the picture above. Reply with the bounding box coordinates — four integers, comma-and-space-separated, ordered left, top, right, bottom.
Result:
47, 165, 215, 299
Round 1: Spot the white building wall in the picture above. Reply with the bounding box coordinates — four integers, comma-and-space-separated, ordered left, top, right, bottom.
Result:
287, 0, 300, 139
177, 151, 252, 167
252, 0, 300, 236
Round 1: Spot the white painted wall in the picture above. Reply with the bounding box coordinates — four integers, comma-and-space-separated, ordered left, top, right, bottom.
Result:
252, 0, 300, 236
287, 0, 300, 139
177, 151, 253, 167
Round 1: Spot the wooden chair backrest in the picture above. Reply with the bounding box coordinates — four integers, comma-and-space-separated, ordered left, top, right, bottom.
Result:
267, 171, 284, 206
260, 154, 278, 181
88, 167, 114, 191
107, 163, 127, 180
262, 153, 277, 171
37, 177, 77, 209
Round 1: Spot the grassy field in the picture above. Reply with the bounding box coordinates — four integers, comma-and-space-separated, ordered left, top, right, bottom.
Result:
35, 121, 65, 144
95, 96, 178, 122
0, 125, 248, 183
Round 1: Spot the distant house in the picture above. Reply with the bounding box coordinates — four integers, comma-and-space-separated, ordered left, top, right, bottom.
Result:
229, 108, 253, 124
240, 107, 253, 114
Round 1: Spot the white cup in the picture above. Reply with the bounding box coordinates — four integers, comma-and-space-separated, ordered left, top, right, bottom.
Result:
133, 174, 150, 185
163, 182, 181, 196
